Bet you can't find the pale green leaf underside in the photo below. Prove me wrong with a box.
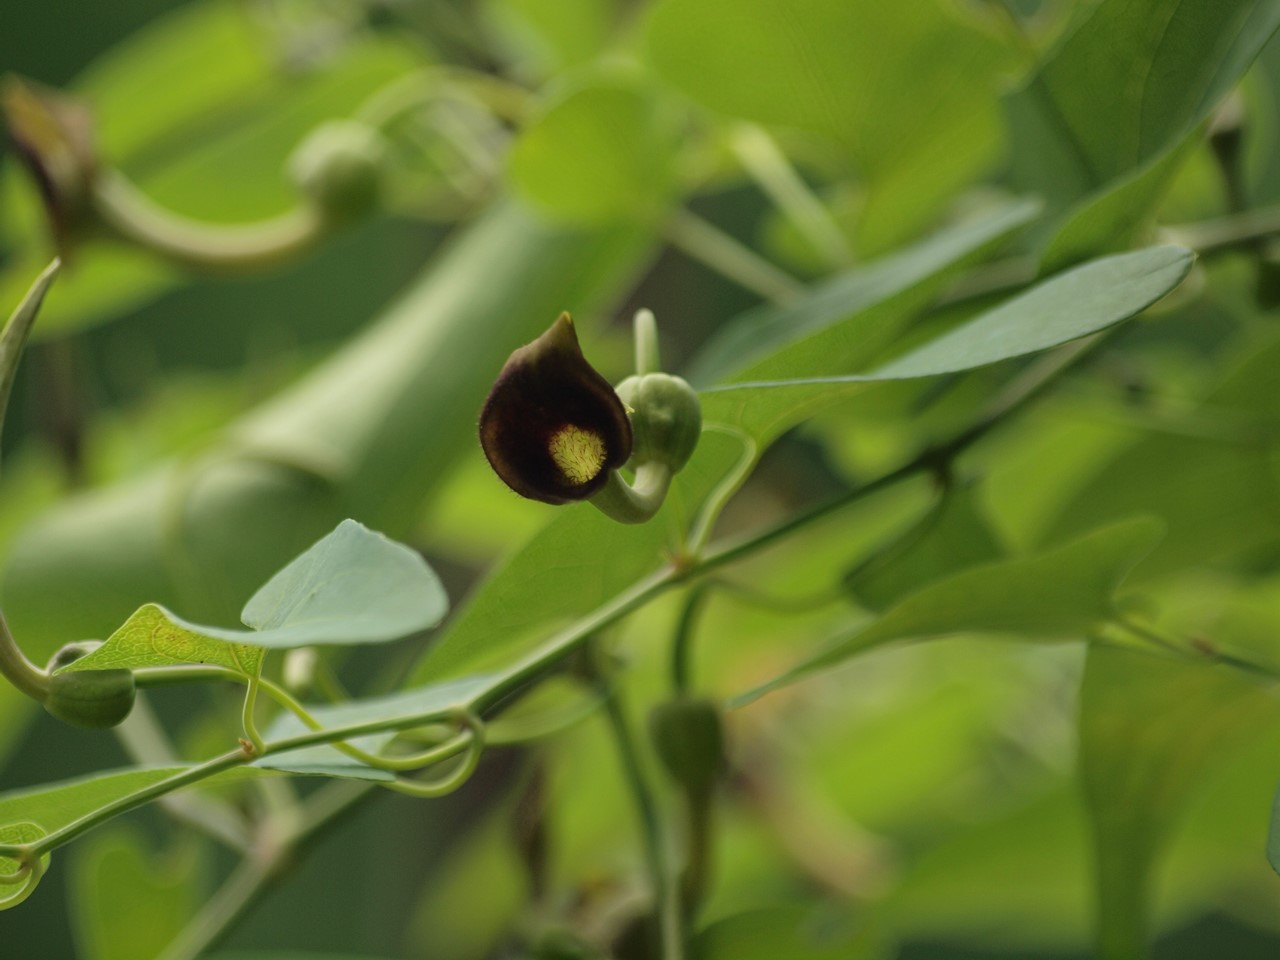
[64,521,448,675]
[235,519,448,646]
[737,517,1165,705]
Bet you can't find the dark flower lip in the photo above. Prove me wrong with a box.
[479,312,633,505]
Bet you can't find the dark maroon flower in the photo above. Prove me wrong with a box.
[480,313,632,504]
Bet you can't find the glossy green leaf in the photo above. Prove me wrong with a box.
[690,199,1041,388]
[1007,0,1280,266]
[644,0,1016,250]
[845,481,1005,613]
[62,603,265,676]
[255,674,495,778]
[508,71,678,223]
[70,829,201,960]
[1039,133,1201,273]
[1080,645,1279,959]
[740,518,1164,703]
[701,245,1195,441]
[1008,0,1280,200]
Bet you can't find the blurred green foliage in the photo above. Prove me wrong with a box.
[2,1,1280,959]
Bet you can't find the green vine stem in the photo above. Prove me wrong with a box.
[671,584,713,696]
[114,692,252,851]
[590,462,673,524]
[384,712,485,797]
[683,424,757,557]
[664,208,805,306]
[92,170,328,272]
[0,697,481,865]
[138,664,473,774]
[730,124,853,269]
[0,260,61,705]
[240,673,268,756]
[634,307,661,377]
[599,671,684,960]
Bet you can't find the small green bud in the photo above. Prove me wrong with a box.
[44,642,135,729]
[480,313,633,504]
[615,372,701,473]
[288,119,388,223]
[648,696,725,798]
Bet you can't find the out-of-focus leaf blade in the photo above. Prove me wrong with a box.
[1008,0,1280,201]
[644,0,1017,250]
[70,829,200,960]
[0,0,425,336]
[1080,645,1279,959]
[508,71,678,224]
[1007,0,1280,266]
[0,767,252,836]
[1047,337,1280,578]
[845,481,1005,613]
[740,518,1164,703]
[692,906,879,959]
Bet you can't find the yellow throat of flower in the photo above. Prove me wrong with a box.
[548,424,607,485]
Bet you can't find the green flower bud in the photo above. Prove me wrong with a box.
[288,119,388,223]
[615,372,702,473]
[648,696,725,799]
[1,77,98,255]
[44,642,135,729]
[480,313,633,504]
